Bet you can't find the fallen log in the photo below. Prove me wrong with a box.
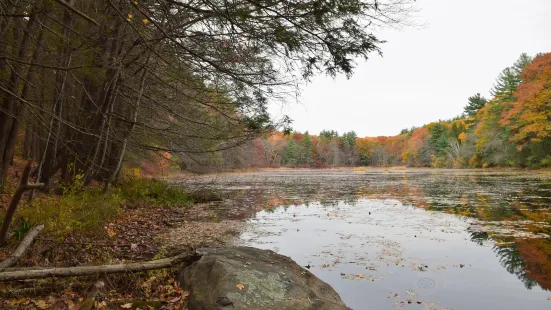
[0,250,202,281]
[0,225,44,270]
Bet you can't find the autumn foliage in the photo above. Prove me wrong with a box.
[217,52,551,169]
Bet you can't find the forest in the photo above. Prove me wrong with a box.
[217,52,551,169]
[0,0,415,189]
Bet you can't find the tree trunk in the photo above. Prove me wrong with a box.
[104,56,149,193]
[0,161,44,245]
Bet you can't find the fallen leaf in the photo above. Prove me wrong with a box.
[170,297,181,303]
[34,300,49,309]
[120,303,133,309]
[183,291,190,300]
[236,283,245,290]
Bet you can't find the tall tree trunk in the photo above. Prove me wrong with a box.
[104,56,149,193]
[0,4,42,187]
[37,1,73,186]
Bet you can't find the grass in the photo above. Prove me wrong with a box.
[12,177,192,239]
[18,186,124,238]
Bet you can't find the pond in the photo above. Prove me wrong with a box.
[179,168,551,309]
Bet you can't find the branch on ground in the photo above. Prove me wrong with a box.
[0,250,202,281]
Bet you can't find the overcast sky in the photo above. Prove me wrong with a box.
[268,0,551,137]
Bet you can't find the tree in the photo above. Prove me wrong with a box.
[0,0,415,188]
[301,132,314,165]
[284,138,298,167]
[513,53,533,76]
[491,53,533,103]
[464,93,488,116]
[501,53,551,166]
[319,130,339,140]
[491,67,521,102]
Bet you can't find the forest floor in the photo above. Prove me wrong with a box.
[0,162,243,310]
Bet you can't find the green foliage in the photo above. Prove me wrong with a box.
[428,123,449,157]
[118,178,193,207]
[18,187,123,237]
[301,132,314,165]
[340,131,357,149]
[284,138,298,167]
[431,156,449,168]
[540,156,551,168]
[464,93,488,116]
[491,54,532,103]
[13,219,31,240]
[13,177,191,239]
[319,130,338,140]
[492,67,521,102]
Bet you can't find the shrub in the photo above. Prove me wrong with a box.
[539,156,551,168]
[118,177,192,207]
[18,188,123,238]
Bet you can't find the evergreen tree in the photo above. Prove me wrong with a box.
[464,93,488,116]
[285,139,298,167]
[320,130,338,140]
[513,53,533,76]
[301,132,313,165]
[491,67,521,102]
[491,53,533,103]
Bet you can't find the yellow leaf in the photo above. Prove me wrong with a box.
[107,228,117,238]
[142,19,149,24]
[120,303,133,309]
[34,300,49,309]
[127,14,133,21]
[236,283,245,290]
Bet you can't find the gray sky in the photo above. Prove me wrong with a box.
[268,0,551,137]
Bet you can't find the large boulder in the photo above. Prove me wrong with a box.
[178,247,350,310]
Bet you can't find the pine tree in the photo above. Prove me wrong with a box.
[285,139,298,167]
[301,132,313,164]
[513,53,533,76]
[491,67,521,102]
[464,93,488,116]
[491,53,533,102]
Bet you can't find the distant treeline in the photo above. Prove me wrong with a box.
[209,52,551,169]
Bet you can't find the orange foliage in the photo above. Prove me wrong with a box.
[501,53,551,148]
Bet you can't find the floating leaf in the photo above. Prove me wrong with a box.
[236,283,245,290]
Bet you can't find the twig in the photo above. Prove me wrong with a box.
[52,0,99,26]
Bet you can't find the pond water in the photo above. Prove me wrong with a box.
[179,168,551,310]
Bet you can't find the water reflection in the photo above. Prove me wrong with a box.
[178,169,551,305]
